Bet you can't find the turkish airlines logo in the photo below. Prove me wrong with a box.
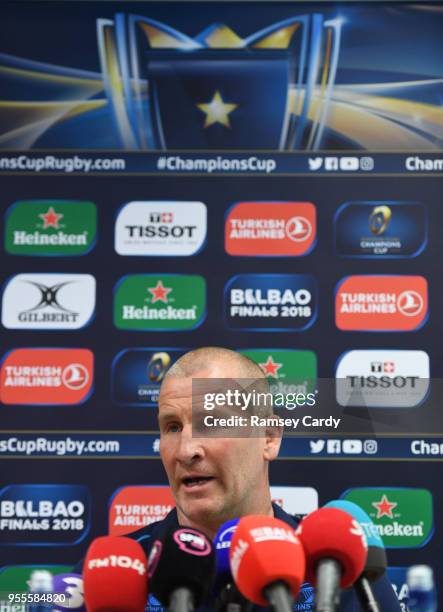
[225,202,316,256]
[1,274,96,329]
[108,486,175,536]
[115,201,207,256]
[335,276,428,331]
[0,348,94,405]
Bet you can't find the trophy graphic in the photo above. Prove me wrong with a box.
[97,13,343,150]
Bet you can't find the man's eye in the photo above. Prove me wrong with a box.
[165,423,181,433]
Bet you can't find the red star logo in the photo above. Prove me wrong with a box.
[38,206,63,229]
[372,494,398,519]
[259,355,283,379]
[148,280,172,304]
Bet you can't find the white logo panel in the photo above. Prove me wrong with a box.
[1,273,96,329]
[270,486,318,516]
[336,350,429,408]
[115,201,207,256]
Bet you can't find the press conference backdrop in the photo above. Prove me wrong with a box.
[0,1,442,609]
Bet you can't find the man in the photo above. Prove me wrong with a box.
[78,347,401,610]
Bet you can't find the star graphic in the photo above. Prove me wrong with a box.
[148,280,173,304]
[39,206,63,229]
[197,90,238,128]
[259,355,283,379]
[372,494,398,519]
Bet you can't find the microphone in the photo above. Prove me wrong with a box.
[147,525,215,611]
[229,515,306,612]
[325,500,386,612]
[296,507,367,612]
[213,518,250,611]
[51,573,85,611]
[83,535,148,612]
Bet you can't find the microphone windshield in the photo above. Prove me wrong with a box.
[83,535,148,612]
[214,518,239,582]
[52,573,85,611]
[147,525,215,607]
[296,507,367,588]
[229,515,306,606]
[325,499,387,581]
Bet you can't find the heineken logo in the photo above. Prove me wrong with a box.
[259,355,283,379]
[341,488,433,548]
[114,275,206,330]
[239,349,317,396]
[5,200,97,256]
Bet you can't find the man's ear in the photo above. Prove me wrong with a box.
[263,424,283,461]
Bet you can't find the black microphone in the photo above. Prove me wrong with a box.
[147,525,215,611]
[213,518,252,611]
[325,501,386,612]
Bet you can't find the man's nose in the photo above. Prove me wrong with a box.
[176,425,204,464]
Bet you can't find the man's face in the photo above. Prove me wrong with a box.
[158,367,276,531]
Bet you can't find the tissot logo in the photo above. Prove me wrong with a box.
[0,348,94,405]
[4,200,97,256]
[335,275,428,331]
[225,202,316,256]
[225,274,317,330]
[115,201,207,256]
[1,274,96,329]
[336,350,430,408]
[334,201,427,258]
[0,484,90,546]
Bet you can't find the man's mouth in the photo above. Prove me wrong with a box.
[182,476,214,488]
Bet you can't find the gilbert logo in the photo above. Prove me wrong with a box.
[4,200,96,256]
[1,274,96,329]
[335,276,428,331]
[115,201,207,256]
[0,348,94,405]
[225,202,316,256]
[336,350,430,408]
[109,486,175,536]
[341,488,433,548]
[114,275,206,330]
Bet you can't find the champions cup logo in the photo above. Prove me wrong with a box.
[335,276,428,331]
[334,201,427,258]
[225,202,316,256]
[0,348,94,405]
[111,348,187,406]
[96,14,342,149]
